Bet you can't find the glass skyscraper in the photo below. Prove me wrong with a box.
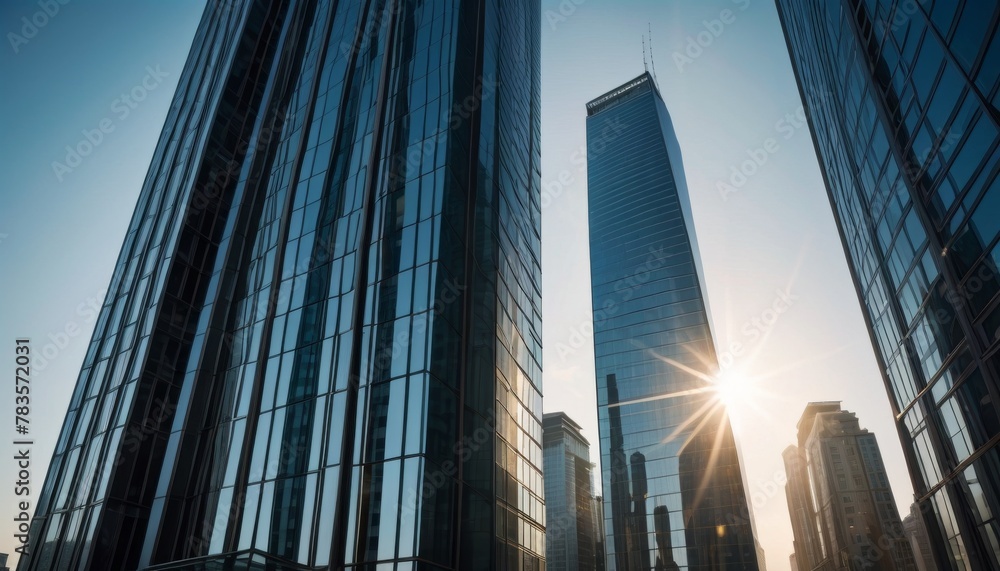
[586,72,760,570]
[775,1,1000,569]
[543,412,597,571]
[19,0,543,569]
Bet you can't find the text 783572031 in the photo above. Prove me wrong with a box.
[13,338,33,556]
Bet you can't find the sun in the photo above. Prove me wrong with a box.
[711,368,755,411]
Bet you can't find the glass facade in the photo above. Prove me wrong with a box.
[586,73,760,571]
[543,412,597,571]
[19,0,543,569]
[774,1,1000,569]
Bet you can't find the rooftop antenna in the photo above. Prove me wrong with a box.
[642,34,648,72]
[648,23,659,84]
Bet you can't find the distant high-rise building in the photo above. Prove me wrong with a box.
[783,404,841,571]
[544,412,598,571]
[783,403,915,570]
[755,539,768,570]
[19,1,543,570]
[1,553,11,571]
[903,503,937,571]
[593,495,607,571]
[586,71,760,570]
[790,553,798,571]
[775,1,1000,568]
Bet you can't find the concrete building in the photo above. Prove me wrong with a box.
[783,403,915,570]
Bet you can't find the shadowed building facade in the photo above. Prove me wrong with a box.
[775,1,1000,568]
[586,72,760,571]
[19,0,543,569]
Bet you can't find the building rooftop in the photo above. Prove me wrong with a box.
[543,411,590,446]
[585,71,661,116]
[796,401,842,447]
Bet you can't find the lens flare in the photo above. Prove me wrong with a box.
[712,368,753,410]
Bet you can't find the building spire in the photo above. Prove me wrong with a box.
[648,23,658,84]
[642,34,648,72]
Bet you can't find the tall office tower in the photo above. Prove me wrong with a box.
[586,71,760,570]
[783,404,840,571]
[790,553,798,571]
[903,504,937,571]
[774,1,1000,568]
[783,403,915,571]
[20,0,543,570]
[543,412,598,571]
[594,495,608,571]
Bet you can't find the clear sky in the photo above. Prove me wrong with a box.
[0,2,914,570]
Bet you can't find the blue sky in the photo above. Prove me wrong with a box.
[0,2,913,569]
[0,1,205,565]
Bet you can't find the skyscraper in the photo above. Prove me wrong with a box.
[903,503,937,571]
[783,404,840,571]
[19,0,543,569]
[543,412,598,571]
[593,494,608,571]
[774,1,1000,568]
[782,403,915,571]
[586,71,760,570]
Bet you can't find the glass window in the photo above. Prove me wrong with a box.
[977,29,1000,95]
[927,63,964,135]
[913,36,945,106]
[951,3,995,72]
[951,115,998,194]
[930,0,960,37]
[957,370,1000,444]
[970,178,1000,247]
[939,395,974,462]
